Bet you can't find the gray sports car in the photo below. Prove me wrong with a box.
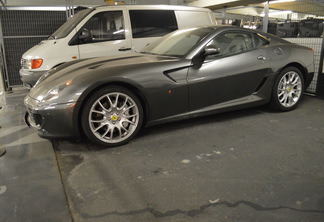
[24,26,314,147]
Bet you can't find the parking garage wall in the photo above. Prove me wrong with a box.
[284,38,322,94]
[0,10,66,88]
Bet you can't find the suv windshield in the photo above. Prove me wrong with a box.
[141,27,213,57]
[49,8,94,40]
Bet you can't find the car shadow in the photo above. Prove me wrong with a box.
[137,106,269,141]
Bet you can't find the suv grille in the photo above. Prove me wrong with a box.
[21,58,26,68]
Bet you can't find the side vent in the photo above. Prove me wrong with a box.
[253,77,268,93]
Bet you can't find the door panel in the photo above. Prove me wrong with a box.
[188,49,270,111]
[78,40,132,59]
[77,10,132,59]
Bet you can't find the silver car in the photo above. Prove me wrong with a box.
[24,26,315,147]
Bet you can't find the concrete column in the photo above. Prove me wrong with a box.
[65,0,74,19]
[222,7,227,25]
[0,63,4,92]
[262,1,269,33]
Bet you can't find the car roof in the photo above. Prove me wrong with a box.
[93,5,213,12]
[187,25,256,34]
[197,25,286,41]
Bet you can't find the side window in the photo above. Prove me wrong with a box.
[81,11,125,43]
[208,31,255,57]
[253,33,270,47]
[130,10,178,38]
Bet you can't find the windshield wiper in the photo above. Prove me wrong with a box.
[140,51,158,55]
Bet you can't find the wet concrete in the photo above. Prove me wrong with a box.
[53,95,324,222]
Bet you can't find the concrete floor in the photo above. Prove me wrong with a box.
[0,89,324,222]
[0,89,70,222]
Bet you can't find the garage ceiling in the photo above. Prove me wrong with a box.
[187,0,266,10]
[267,0,324,16]
[188,0,324,17]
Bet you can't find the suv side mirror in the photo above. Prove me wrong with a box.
[204,45,220,56]
[79,28,92,43]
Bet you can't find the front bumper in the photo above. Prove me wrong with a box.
[20,68,47,89]
[24,95,79,139]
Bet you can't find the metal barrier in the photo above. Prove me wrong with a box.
[0,9,66,89]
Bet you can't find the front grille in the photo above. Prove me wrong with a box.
[21,58,26,68]
[27,108,42,127]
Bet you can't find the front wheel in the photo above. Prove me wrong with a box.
[81,86,143,147]
[270,67,304,111]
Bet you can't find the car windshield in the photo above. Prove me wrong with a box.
[141,27,214,57]
[49,8,94,40]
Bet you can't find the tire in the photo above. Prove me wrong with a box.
[270,67,304,111]
[81,86,143,147]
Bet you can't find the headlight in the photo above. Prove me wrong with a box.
[34,71,49,87]
[34,68,56,87]
[22,58,43,69]
[36,80,72,102]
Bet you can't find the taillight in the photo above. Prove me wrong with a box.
[31,59,43,69]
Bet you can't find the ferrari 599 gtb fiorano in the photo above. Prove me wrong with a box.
[24,26,314,147]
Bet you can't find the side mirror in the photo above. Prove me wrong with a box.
[192,45,221,66]
[204,45,220,56]
[79,28,92,43]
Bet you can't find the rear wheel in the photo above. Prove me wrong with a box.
[270,67,304,111]
[81,86,143,147]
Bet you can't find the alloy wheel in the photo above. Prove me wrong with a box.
[88,92,140,144]
[277,71,302,108]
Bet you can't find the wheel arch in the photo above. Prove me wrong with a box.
[73,81,149,137]
[269,63,305,111]
[277,62,307,85]
[52,62,65,69]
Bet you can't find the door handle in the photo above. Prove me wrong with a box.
[119,47,132,51]
[257,55,266,60]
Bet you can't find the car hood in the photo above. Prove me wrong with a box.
[22,40,56,59]
[29,53,191,102]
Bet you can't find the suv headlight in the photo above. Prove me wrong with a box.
[21,58,43,69]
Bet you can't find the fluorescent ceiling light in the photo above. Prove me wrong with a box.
[7,6,70,11]
[261,10,292,16]
[263,0,296,4]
